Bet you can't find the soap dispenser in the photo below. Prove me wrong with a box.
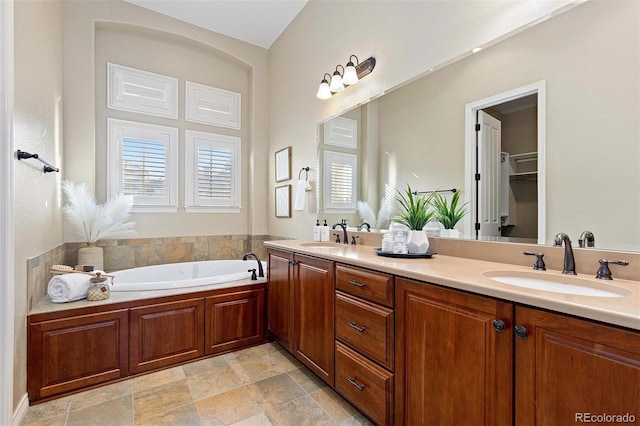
[321,219,331,242]
[313,220,321,242]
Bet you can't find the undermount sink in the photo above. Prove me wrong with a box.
[483,271,633,298]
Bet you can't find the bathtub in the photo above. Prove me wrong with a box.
[110,259,267,292]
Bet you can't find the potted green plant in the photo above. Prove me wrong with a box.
[394,184,435,253]
[432,190,468,238]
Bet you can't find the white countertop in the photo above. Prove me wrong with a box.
[265,240,640,331]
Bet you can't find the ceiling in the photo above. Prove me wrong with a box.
[123,0,309,49]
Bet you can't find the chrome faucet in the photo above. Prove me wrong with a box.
[578,231,595,248]
[553,233,577,275]
[242,252,264,278]
[332,223,349,244]
[357,222,371,232]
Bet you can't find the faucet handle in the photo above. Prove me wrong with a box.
[248,269,257,280]
[334,233,341,244]
[351,235,359,245]
[523,251,546,271]
[596,259,629,280]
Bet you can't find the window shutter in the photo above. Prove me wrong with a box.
[107,118,178,212]
[323,150,358,212]
[185,130,241,212]
[122,138,167,197]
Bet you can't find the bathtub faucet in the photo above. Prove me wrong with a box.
[242,252,264,278]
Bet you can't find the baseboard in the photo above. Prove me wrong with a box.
[12,393,28,426]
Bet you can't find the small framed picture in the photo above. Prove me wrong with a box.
[275,185,291,218]
[275,146,292,182]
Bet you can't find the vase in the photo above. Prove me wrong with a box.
[407,230,430,254]
[440,229,461,238]
[78,242,104,270]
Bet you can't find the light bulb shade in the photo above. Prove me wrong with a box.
[316,80,332,99]
[343,63,359,85]
[329,72,344,92]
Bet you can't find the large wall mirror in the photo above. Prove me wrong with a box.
[317,0,640,253]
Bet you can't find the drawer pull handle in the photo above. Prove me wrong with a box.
[348,279,366,288]
[347,377,365,391]
[347,322,366,333]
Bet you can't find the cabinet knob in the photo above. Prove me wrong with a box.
[492,319,507,333]
[347,377,365,391]
[288,260,297,266]
[514,325,529,340]
[347,322,366,333]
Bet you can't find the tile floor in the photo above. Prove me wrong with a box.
[20,342,373,426]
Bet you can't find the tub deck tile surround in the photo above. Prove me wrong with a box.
[20,342,371,426]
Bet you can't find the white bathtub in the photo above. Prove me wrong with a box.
[110,259,266,292]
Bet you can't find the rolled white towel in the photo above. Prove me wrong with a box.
[47,273,91,303]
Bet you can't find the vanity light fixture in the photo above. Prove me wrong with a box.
[329,65,345,92]
[316,73,333,100]
[316,55,376,99]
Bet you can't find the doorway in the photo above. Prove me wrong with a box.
[463,81,546,244]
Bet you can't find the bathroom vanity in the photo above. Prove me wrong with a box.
[264,240,640,426]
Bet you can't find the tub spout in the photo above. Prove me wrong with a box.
[242,253,264,278]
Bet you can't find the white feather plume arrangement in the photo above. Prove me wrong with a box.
[357,199,392,229]
[62,180,136,243]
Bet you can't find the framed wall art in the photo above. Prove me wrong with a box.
[275,146,292,182]
[275,184,291,218]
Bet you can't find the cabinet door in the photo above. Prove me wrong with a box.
[27,309,129,402]
[130,298,204,374]
[205,287,267,355]
[267,249,294,351]
[294,254,335,386]
[515,306,640,425]
[395,278,513,426]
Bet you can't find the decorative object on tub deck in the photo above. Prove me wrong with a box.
[432,189,468,238]
[16,149,60,173]
[47,273,92,303]
[87,272,110,301]
[62,180,136,270]
[394,184,435,254]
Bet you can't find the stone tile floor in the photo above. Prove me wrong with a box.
[20,342,373,426]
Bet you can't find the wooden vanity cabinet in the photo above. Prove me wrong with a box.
[267,249,335,385]
[293,254,335,386]
[27,309,129,401]
[515,306,640,425]
[205,287,266,355]
[129,298,205,374]
[267,249,295,351]
[395,277,514,426]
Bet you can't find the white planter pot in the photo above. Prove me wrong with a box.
[440,229,460,238]
[78,243,104,270]
[407,230,430,254]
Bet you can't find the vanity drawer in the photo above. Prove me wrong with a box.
[336,341,394,426]
[335,291,394,370]
[336,264,394,307]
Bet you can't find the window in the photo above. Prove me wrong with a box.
[184,130,241,213]
[323,150,357,213]
[107,118,178,212]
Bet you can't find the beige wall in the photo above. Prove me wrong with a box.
[94,24,252,237]
[63,0,269,240]
[268,0,575,240]
[13,0,64,409]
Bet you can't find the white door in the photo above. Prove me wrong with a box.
[477,111,501,237]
